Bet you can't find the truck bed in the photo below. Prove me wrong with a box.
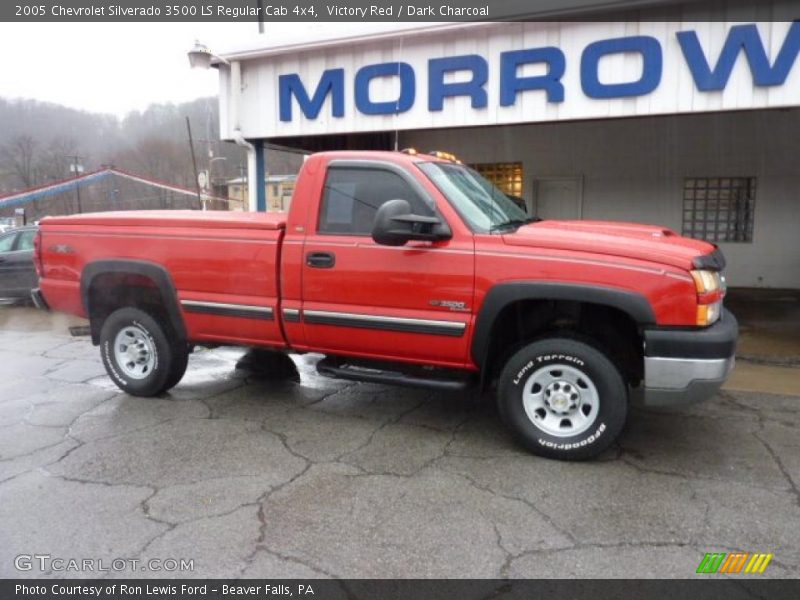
[45,210,287,231]
[39,210,288,348]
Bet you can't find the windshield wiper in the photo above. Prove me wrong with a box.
[488,217,540,233]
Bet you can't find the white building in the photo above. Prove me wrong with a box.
[214,2,800,288]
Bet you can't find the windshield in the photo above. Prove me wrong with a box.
[418,162,530,233]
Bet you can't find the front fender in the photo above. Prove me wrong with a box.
[471,281,656,369]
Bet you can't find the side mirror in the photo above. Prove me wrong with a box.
[371,199,452,246]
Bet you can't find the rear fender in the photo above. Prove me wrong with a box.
[81,259,186,344]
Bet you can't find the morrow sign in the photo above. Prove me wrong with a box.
[222,21,800,138]
[279,23,800,120]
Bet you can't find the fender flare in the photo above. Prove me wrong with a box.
[81,259,186,343]
[471,281,656,369]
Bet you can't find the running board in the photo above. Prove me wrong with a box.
[316,359,470,391]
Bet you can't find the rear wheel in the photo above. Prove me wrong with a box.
[497,338,627,460]
[99,307,187,396]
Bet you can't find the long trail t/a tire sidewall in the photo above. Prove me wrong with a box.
[100,308,175,397]
[498,338,628,460]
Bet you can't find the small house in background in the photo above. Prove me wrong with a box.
[226,175,297,213]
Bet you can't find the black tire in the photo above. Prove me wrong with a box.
[163,344,190,391]
[497,338,627,460]
[99,307,185,397]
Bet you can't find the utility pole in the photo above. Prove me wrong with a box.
[186,116,204,210]
[67,154,84,213]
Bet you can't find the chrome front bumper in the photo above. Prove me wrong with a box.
[641,309,738,406]
[643,356,735,406]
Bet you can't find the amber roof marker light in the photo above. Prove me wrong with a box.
[428,150,462,163]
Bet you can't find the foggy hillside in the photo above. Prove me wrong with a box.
[0,96,246,195]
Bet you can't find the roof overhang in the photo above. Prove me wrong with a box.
[214,0,693,63]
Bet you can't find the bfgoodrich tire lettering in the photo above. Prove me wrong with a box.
[497,338,628,460]
[100,307,182,397]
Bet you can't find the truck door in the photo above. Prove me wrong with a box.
[300,161,474,368]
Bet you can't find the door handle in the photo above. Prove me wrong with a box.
[306,251,335,269]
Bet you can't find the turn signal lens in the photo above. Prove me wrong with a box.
[697,301,722,326]
[691,270,723,325]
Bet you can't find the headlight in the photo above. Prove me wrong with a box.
[690,270,722,294]
[690,270,723,326]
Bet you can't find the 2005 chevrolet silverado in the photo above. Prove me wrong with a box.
[32,150,737,460]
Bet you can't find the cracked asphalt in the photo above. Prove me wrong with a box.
[1,305,799,579]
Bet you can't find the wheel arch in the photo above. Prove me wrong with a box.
[472,281,656,386]
[81,259,186,345]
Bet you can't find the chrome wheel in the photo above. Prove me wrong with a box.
[113,325,156,380]
[521,364,599,437]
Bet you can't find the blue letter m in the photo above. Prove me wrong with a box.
[677,22,800,91]
[279,69,345,122]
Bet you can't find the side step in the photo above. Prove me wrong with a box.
[316,358,470,391]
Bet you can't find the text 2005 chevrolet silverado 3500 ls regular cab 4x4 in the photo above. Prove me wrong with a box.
[32,150,737,460]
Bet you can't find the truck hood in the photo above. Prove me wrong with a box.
[503,220,715,270]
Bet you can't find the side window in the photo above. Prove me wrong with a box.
[319,167,432,235]
[16,230,36,251]
[0,233,17,253]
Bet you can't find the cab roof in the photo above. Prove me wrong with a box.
[311,150,456,165]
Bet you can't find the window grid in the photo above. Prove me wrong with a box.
[682,177,755,243]
[471,162,523,197]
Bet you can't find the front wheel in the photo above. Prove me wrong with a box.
[497,338,628,460]
[99,307,187,397]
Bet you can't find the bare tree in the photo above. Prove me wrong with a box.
[39,136,82,182]
[113,136,194,188]
[1,134,38,187]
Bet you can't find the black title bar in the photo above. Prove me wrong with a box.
[4,579,800,600]
[3,0,797,22]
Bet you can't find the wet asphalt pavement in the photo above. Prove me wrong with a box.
[0,305,799,579]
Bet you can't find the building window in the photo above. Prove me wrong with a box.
[471,162,523,198]
[682,177,755,243]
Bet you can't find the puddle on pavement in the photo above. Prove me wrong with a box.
[85,345,339,392]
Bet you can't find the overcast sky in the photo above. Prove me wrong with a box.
[0,21,443,119]
[0,22,261,117]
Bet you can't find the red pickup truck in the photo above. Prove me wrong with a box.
[32,150,737,460]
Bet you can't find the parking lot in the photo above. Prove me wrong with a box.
[1,303,798,579]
